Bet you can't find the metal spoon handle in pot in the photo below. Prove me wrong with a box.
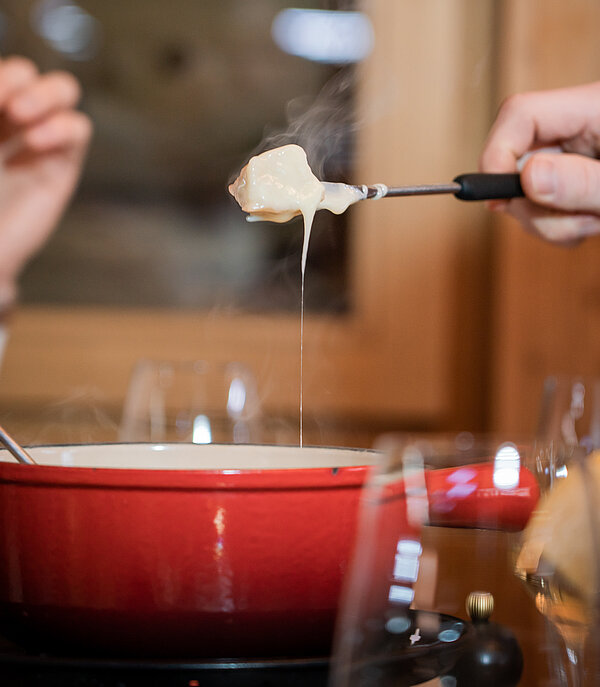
[0,423,36,464]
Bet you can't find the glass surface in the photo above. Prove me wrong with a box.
[0,0,357,311]
[525,376,600,686]
[119,359,263,443]
[331,433,539,687]
[331,426,600,686]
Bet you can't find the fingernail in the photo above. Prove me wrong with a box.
[530,158,557,199]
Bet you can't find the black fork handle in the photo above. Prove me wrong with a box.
[453,173,524,201]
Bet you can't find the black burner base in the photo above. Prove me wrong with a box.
[0,608,471,686]
[0,652,329,687]
[0,634,328,687]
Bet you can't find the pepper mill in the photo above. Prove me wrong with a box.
[451,591,523,687]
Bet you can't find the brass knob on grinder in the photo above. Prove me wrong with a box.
[466,590,494,622]
[452,591,523,687]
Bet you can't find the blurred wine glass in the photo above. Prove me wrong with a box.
[537,375,600,452]
[514,375,600,686]
[119,359,263,444]
[330,433,536,687]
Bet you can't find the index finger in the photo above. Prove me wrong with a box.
[479,81,600,172]
[0,56,39,109]
[7,70,82,124]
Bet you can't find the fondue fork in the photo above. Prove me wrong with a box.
[0,421,36,464]
[360,172,523,201]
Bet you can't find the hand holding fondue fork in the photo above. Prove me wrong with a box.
[480,80,600,243]
[232,81,600,246]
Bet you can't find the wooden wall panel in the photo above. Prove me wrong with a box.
[352,0,496,429]
[490,0,600,433]
[0,0,499,436]
[6,1,600,441]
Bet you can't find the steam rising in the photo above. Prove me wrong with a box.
[240,66,359,183]
[25,387,119,445]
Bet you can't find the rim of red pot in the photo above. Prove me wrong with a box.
[0,442,376,490]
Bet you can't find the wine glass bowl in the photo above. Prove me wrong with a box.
[119,359,262,443]
[537,375,600,452]
[330,433,538,687]
[513,450,597,681]
[516,375,600,686]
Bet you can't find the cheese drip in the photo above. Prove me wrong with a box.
[229,144,364,447]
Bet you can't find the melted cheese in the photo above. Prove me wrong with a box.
[320,181,366,215]
[229,145,323,225]
[228,144,365,270]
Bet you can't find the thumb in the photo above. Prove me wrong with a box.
[521,153,600,213]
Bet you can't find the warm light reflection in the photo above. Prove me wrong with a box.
[213,507,225,560]
[193,414,212,444]
[445,467,477,499]
[227,377,247,417]
[271,9,373,64]
[389,538,421,605]
[556,465,568,479]
[388,584,414,605]
[403,446,428,527]
[493,443,520,490]
[213,507,225,536]
[393,553,419,582]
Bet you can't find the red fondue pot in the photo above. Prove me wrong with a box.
[0,443,538,658]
